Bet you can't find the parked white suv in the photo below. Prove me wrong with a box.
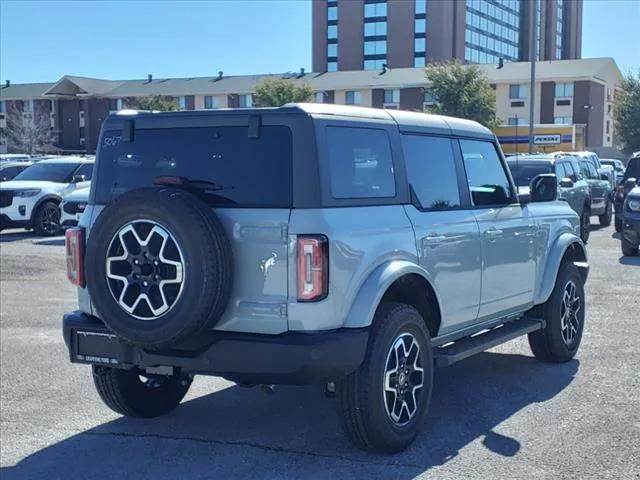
[0,157,93,236]
[60,186,90,229]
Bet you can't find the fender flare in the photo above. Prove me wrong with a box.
[534,233,588,304]
[30,194,62,223]
[343,260,442,329]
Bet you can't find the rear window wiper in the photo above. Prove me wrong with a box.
[153,176,234,192]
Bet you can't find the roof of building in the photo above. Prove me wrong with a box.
[0,58,623,100]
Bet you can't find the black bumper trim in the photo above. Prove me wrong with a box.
[63,311,369,385]
[0,214,30,230]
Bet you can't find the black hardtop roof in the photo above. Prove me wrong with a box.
[102,103,494,139]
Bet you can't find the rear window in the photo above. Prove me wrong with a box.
[507,162,553,187]
[326,126,396,199]
[94,126,292,207]
[624,159,640,182]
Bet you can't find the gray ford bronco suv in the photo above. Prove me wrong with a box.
[63,104,588,453]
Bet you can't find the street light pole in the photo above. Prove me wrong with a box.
[528,5,537,154]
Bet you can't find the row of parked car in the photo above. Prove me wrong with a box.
[506,150,640,256]
[0,155,92,236]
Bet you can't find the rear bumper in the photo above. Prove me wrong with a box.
[62,311,369,385]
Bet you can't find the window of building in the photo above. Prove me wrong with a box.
[509,84,528,99]
[204,96,219,109]
[345,91,362,105]
[364,59,385,70]
[555,82,573,98]
[328,25,338,40]
[554,116,572,125]
[606,120,610,134]
[464,0,520,64]
[117,99,123,110]
[328,61,338,72]
[364,1,387,18]
[328,43,338,57]
[414,57,426,68]
[460,139,513,206]
[239,94,253,108]
[315,92,325,104]
[384,89,400,104]
[415,0,426,15]
[23,100,34,112]
[414,38,426,53]
[327,6,338,21]
[401,135,460,209]
[326,126,396,199]
[364,21,387,37]
[364,40,386,55]
[415,18,426,34]
[556,0,564,59]
[0,101,5,113]
[507,117,527,126]
[178,96,186,110]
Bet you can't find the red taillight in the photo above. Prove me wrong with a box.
[297,235,328,302]
[65,227,85,287]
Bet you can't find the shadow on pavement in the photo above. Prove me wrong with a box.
[619,255,640,266]
[32,237,65,247]
[1,352,578,479]
[0,230,33,243]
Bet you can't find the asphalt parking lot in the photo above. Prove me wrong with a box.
[0,224,639,480]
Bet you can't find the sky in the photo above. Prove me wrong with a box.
[0,0,638,84]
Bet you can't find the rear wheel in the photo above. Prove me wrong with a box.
[337,302,433,453]
[580,206,590,243]
[33,201,61,236]
[621,236,639,256]
[599,199,612,227]
[528,263,585,363]
[92,366,192,417]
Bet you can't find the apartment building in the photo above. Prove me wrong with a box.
[0,58,621,154]
[312,0,583,72]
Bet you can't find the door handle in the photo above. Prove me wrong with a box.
[424,233,446,247]
[485,228,503,242]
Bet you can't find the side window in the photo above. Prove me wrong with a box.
[401,135,460,209]
[0,167,17,181]
[460,140,513,206]
[578,162,591,179]
[326,126,395,199]
[555,162,568,180]
[76,163,94,181]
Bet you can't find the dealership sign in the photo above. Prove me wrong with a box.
[533,134,562,145]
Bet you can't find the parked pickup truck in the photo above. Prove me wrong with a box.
[62,105,588,453]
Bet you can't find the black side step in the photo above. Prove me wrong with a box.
[434,317,545,367]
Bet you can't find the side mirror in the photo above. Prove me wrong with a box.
[530,174,558,203]
[559,177,574,188]
[600,173,609,181]
[625,177,638,191]
[72,174,86,183]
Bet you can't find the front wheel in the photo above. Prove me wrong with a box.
[337,302,434,453]
[33,201,61,236]
[580,206,590,244]
[528,263,585,363]
[599,200,612,227]
[92,366,192,417]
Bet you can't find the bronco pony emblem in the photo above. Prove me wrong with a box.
[259,252,278,277]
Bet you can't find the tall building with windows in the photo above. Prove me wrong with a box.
[312,0,582,72]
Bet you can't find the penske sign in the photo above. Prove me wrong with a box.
[533,134,562,145]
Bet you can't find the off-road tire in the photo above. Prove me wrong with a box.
[615,216,623,233]
[337,302,433,453]
[92,366,192,417]
[86,187,233,349]
[528,263,585,363]
[580,206,590,244]
[599,199,612,227]
[33,201,61,237]
[621,236,639,256]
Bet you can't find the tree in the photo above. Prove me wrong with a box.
[0,104,54,154]
[614,71,640,154]
[254,78,314,107]
[125,94,177,111]
[424,61,499,129]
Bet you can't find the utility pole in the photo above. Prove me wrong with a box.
[528,4,537,154]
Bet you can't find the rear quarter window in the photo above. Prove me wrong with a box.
[326,126,396,199]
[94,126,292,207]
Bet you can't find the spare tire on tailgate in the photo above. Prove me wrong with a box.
[86,187,233,349]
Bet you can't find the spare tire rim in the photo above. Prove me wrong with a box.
[560,280,581,346]
[383,332,424,427]
[106,220,185,320]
